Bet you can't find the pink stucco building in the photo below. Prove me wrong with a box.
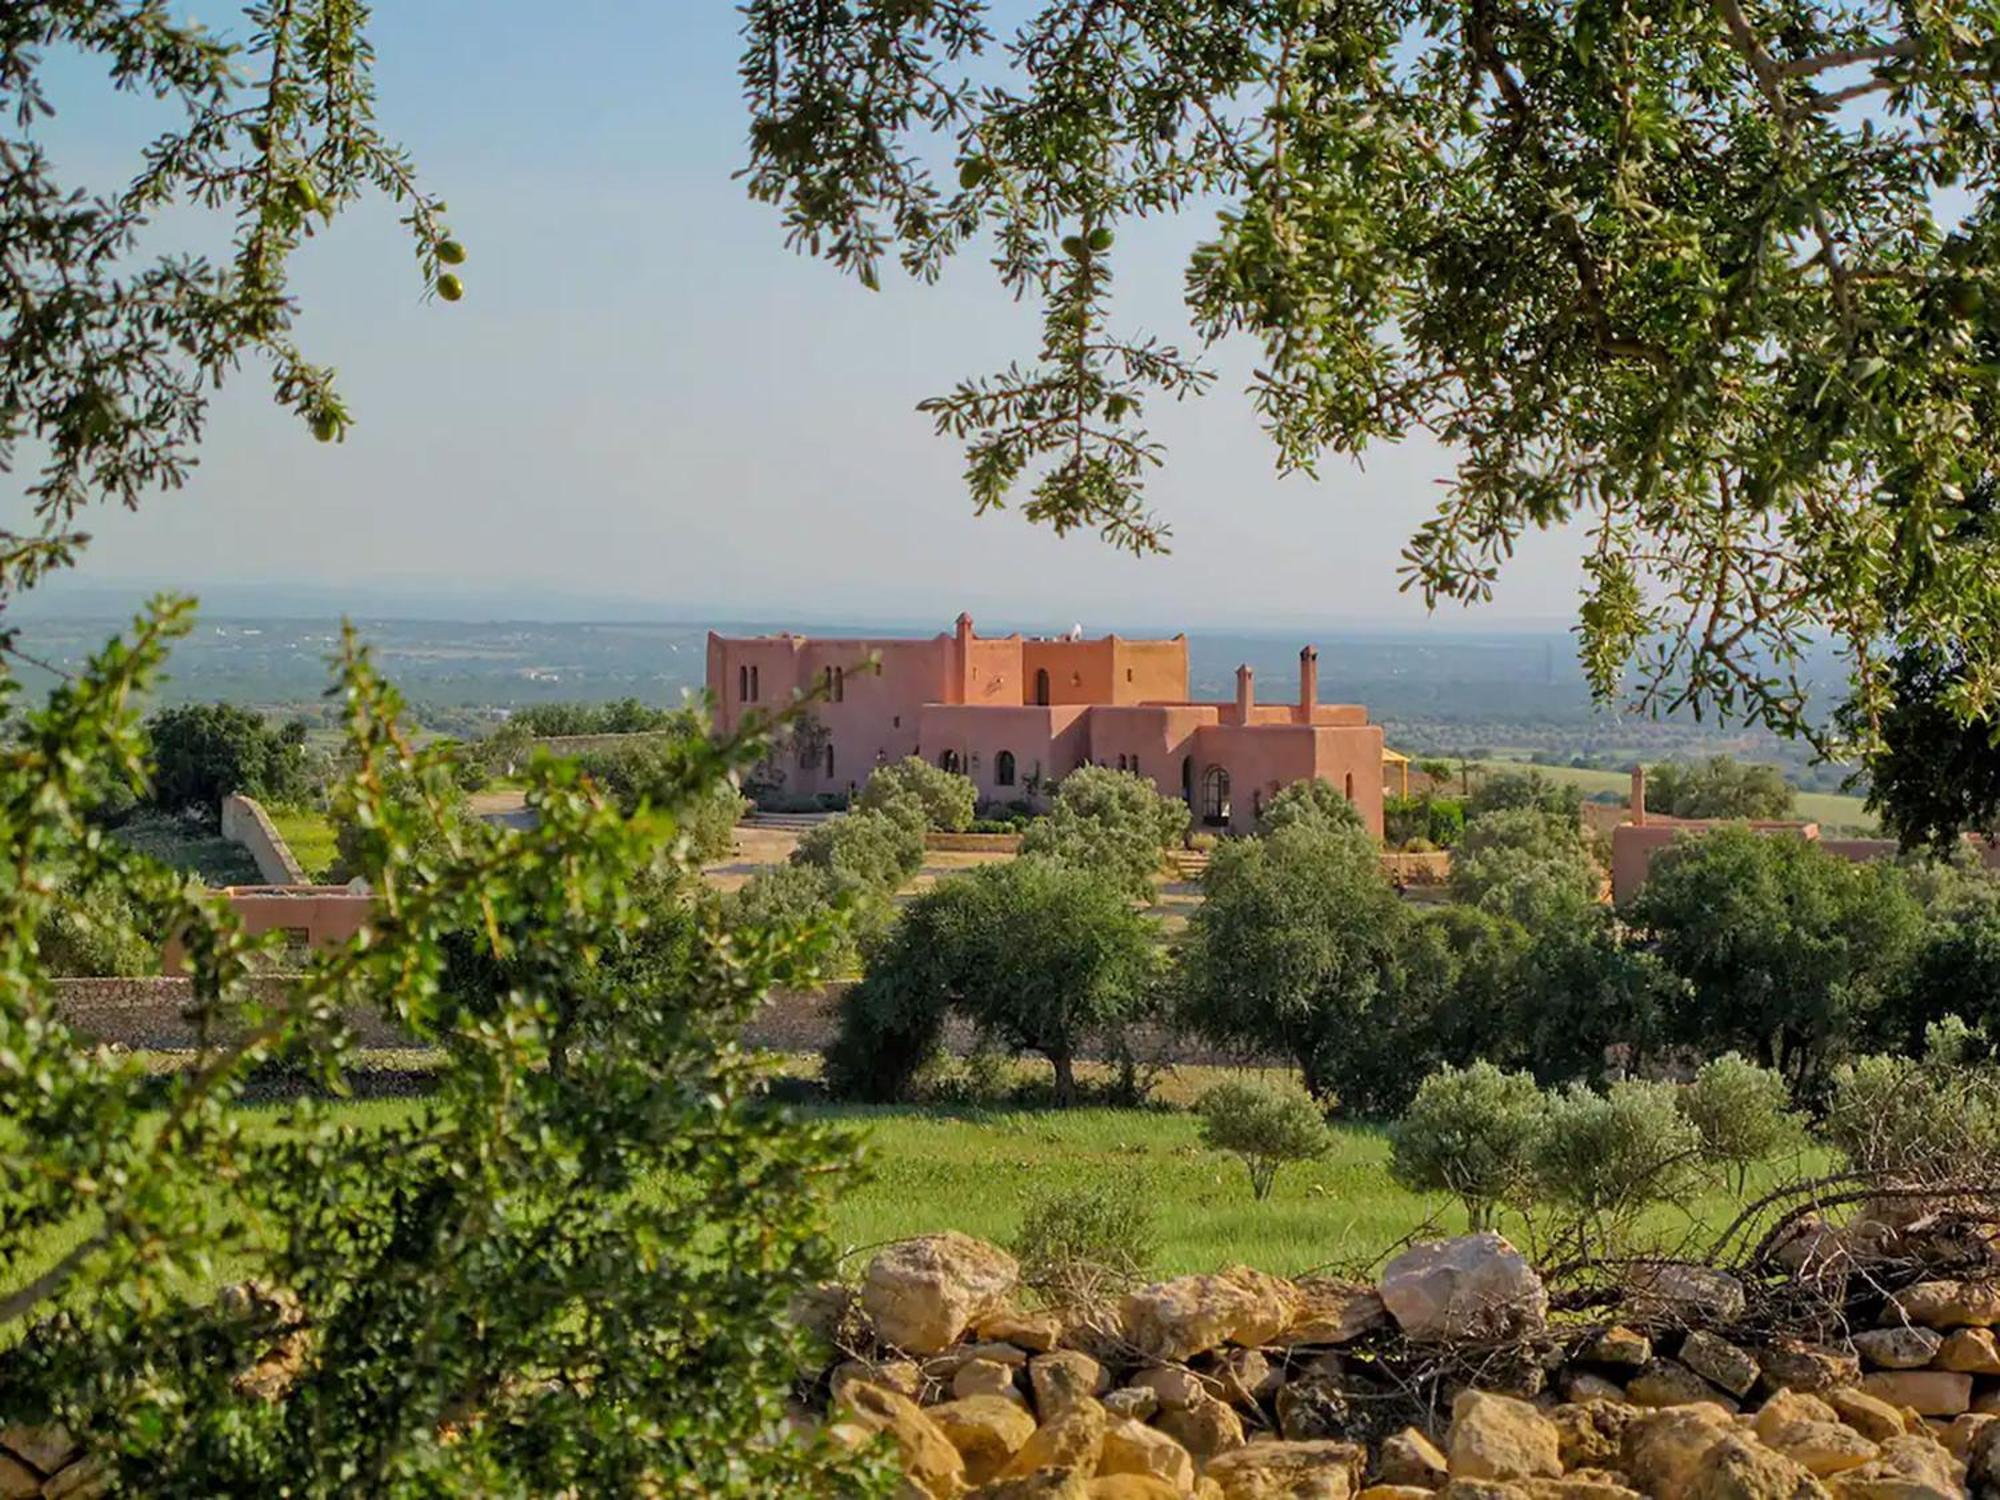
[707,614,1386,837]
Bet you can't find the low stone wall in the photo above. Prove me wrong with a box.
[527,730,678,759]
[219,794,306,885]
[51,977,411,1049]
[927,831,1025,854]
[1382,852,1451,886]
[810,1208,2000,1498]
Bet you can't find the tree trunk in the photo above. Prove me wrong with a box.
[1051,1050,1076,1107]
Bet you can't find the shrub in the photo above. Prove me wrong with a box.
[1680,1053,1801,1193]
[1257,778,1366,837]
[1466,767,1584,819]
[1019,765,1189,900]
[791,805,925,893]
[1449,807,1602,926]
[855,756,975,832]
[572,737,748,862]
[1012,1182,1158,1308]
[722,861,886,980]
[1646,756,1796,820]
[145,702,310,823]
[1823,1046,2000,1185]
[1389,1062,1547,1230]
[1534,1080,1703,1255]
[1384,794,1464,849]
[1194,1080,1333,1200]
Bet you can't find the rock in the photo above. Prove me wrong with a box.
[1222,1265,1306,1346]
[1151,1392,1246,1464]
[790,1280,856,1346]
[1551,1401,1636,1472]
[980,1310,1063,1352]
[39,1459,106,1500]
[0,1456,34,1500]
[1754,1391,1879,1478]
[1624,1263,1748,1325]
[1206,1348,1278,1410]
[957,1357,1028,1404]
[1684,1432,1826,1500]
[839,1381,968,1499]
[1131,1366,1208,1411]
[1447,1390,1562,1482]
[1936,1327,2000,1375]
[1000,1397,1107,1480]
[1891,1279,2000,1330]
[1979,1388,2000,1417]
[1827,1434,1962,1500]
[1622,1403,1736,1494]
[1682,1332,1762,1397]
[1852,1327,1944,1371]
[1628,1358,1738,1412]
[1099,1418,1197,1493]
[832,1358,923,1403]
[1121,1272,1293,1363]
[0,1425,76,1476]
[863,1233,1021,1355]
[1515,1474,1645,1500]
[930,1396,1041,1485]
[1858,1371,1972,1417]
[1089,1477,1185,1500]
[1941,1411,1994,1461]
[1759,1341,1862,1395]
[1827,1390,1908,1445]
[1030,1351,1107,1417]
[1104,1387,1160,1422]
[1276,1374,1363,1443]
[1377,1427,1449,1488]
[1380,1234,1548,1342]
[1565,1374,1627,1405]
[1968,1418,2000,1495]
[1361,1489,1440,1500]
[972,1471,1091,1499]
[1586,1327,1652,1370]
[1285,1281,1391,1345]
[1204,1440,1366,1500]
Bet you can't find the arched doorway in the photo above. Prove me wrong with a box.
[1034,668,1050,706]
[1181,755,1194,806]
[939,748,962,774]
[995,750,1017,787]
[1200,765,1231,827]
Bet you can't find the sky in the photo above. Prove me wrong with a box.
[13,2,1592,631]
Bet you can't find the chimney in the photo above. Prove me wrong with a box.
[1298,645,1319,719]
[1235,664,1255,722]
[1630,764,1647,826]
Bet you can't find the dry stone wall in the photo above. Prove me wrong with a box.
[218,794,306,885]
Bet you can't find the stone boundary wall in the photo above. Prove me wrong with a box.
[51,977,410,1049]
[220,794,306,886]
[1382,851,1451,885]
[926,831,1025,854]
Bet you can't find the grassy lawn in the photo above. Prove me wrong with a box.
[265,806,340,881]
[111,813,263,886]
[1465,760,1874,832]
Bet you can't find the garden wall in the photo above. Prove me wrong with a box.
[926,831,1025,854]
[51,977,410,1048]
[219,794,307,885]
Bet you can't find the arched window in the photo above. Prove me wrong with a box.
[1181,755,1194,805]
[826,744,836,780]
[1117,753,1128,772]
[939,748,962,774]
[834,666,845,703]
[1201,765,1231,826]
[1344,772,1354,800]
[1034,668,1050,706]
[996,750,1016,787]
[750,665,760,701]
[1252,788,1264,821]
[1130,755,1140,778]
[738,665,748,702]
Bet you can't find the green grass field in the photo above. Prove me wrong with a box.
[110,813,263,886]
[265,806,340,881]
[1466,760,1875,832]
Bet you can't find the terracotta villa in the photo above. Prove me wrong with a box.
[707,615,1389,836]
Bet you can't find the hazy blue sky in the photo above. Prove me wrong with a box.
[19,2,1589,630]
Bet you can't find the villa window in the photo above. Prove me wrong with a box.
[1201,765,1231,826]
[996,751,1017,787]
[1344,772,1354,800]
[1034,668,1050,706]
[750,665,760,701]
[834,666,845,703]
[738,665,748,702]
[1130,755,1139,778]
[939,748,962,774]
[1116,753,1128,772]
[826,744,836,779]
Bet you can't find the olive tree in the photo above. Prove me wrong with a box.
[1020,763,1189,899]
[1194,1079,1334,1200]
[855,755,976,832]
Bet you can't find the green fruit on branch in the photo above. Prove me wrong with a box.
[311,413,339,443]
[1060,234,1085,258]
[1087,227,1113,252]
[436,273,464,302]
[436,239,467,265]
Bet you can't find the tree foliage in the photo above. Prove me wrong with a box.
[1448,807,1603,926]
[739,0,2000,765]
[1257,777,1367,838]
[1194,1079,1333,1200]
[145,703,309,823]
[1019,763,1188,899]
[1389,1062,1547,1231]
[1645,757,1797,821]
[855,755,976,832]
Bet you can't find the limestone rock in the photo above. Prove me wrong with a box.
[1682,1331,1762,1397]
[1684,1432,1827,1500]
[1089,1477,1186,1500]
[1207,1348,1278,1410]
[1565,1374,1627,1405]
[1276,1374,1363,1443]
[1099,1417,1197,1493]
[1360,1488,1440,1500]
[0,1425,77,1476]
[1000,1397,1107,1480]
[1624,1263,1747,1325]
[1891,1279,2000,1331]
[1936,1327,2000,1375]
[1221,1265,1305,1347]
[832,1358,923,1403]
[1754,1391,1879,1479]
[1131,1366,1207,1411]
[1204,1440,1366,1500]
[1104,1387,1160,1422]
[1628,1358,1738,1411]
[1585,1327,1652,1370]
[1852,1327,1944,1371]
[0,1455,34,1500]
[1621,1402,1737,1494]
[957,1357,1028,1403]
[790,1280,856,1345]
[1827,1390,1907,1445]
[1031,1351,1108,1418]
[1447,1390,1562,1482]
[1552,1401,1637,1473]
[1152,1392,1246,1464]
[864,1233,1021,1355]
[1121,1272,1293,1363]
[931,1395,1040,1485]
[839,1381,968,1499]
[39,1458,106,1500]
[972,1470,1091,1499]
[1759,1341,1862,1395]
[1967,1418,2000,1496]
[1379,1234,1548,1342]
[1515,1474,1644,1500]
[1827,1433,1962,1500]
[1285,1281,1391,1345]
[1377,1427,1449,1488]
[1941,1411,1994,1461]
[980,1310,1063,1352]
[1858,1371,1972,1417]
